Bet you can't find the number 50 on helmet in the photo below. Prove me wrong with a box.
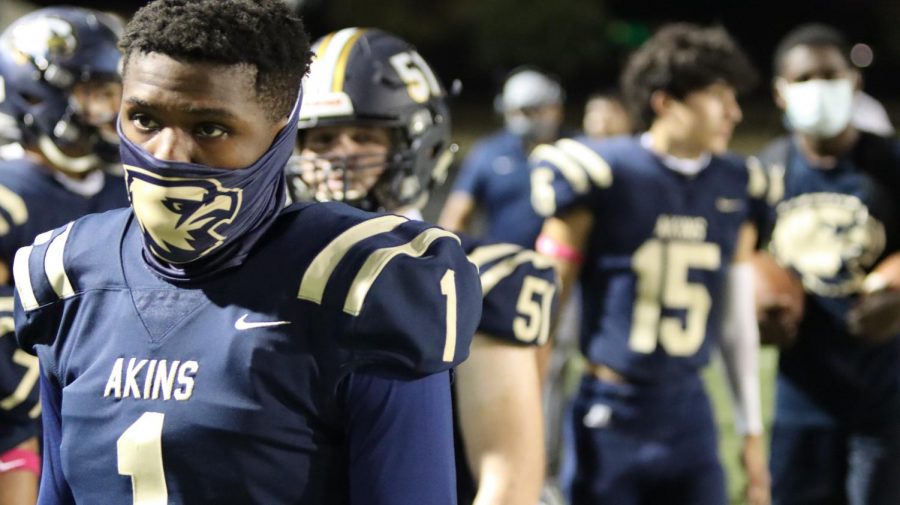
[290,28,455,212]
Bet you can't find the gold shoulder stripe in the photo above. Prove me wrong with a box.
[467,243,521,268]
[0,184,27,236]
[556,139,613,188]
[480,250,555,296]
[0,296,13,313]
[44,222,74,300]
[298,215,407,304]
[12,245,38,311]
[746,156,767,199]
[33,230,53,246]
[530,144,589,194]
[344,228,459,316]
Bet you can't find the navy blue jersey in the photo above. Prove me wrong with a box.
[0,158,127,452]
[532,135,757,382]
[14,202,481,504]
[756,133,900,424]
[451,131,546,247]
[0,158,127,265]
[454,235,559,503]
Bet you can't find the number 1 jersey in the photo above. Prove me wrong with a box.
[13,201,481,504]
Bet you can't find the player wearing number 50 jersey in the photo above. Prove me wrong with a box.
[13,2,482,504]
[289,28,558,505]
[533,24,770,505]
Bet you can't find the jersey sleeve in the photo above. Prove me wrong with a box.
[35,369,75,504]
[529,137,614,218]
[450,143,489,200]
[465,240,559,346]
[344,370,457,505]
[298,214,482,377]
[12,222,74,359]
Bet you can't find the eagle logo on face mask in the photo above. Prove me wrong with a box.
[124,165,242,263]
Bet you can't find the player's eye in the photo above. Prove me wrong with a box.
[307,132,336,151]
[131,113,159,132]
[195,123,227,139]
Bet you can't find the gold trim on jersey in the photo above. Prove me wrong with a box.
[467,243,521,269]
[13,245,37,310]
[556,139,613,188]
[0,296,13,313]
[0,183,28,237]
[344,228,459,316]
[480,250,554,296]
[44,222,75,299]
[746,156,767,199]
[530,144,590,194]
[297,215,407,304]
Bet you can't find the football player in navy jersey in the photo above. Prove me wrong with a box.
[756,24,900,505]
[12,2,482,504]
[531,24,770,505]
[0,7,128,504]
[287,28,556,505]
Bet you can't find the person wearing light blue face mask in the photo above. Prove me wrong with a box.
[755,23,900,505]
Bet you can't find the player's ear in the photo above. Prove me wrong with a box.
[851,69,863,92]
[649,89,672,118]
[772,77,787,111]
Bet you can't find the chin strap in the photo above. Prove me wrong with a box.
[38,135,101,174]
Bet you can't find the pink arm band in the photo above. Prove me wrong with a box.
[536,234,583,264]
[0,446,40,476]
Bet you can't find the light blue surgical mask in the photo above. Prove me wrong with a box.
[780,78,854,138]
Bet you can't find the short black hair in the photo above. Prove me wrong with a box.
[773,23,850,77]
[620,23,757,130]
[119,0,312,121]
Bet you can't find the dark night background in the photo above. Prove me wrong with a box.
[12,0,900,103]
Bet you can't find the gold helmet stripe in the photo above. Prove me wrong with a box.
[331,28,367,92]
[305,27,363,97]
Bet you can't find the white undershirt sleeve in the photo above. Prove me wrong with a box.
[719,262,764,436]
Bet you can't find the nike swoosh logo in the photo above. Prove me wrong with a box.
[234,314,291,330]
[716,197,743,213]
[0,458,25,472]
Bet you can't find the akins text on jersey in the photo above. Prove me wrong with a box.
[103,357,199,401]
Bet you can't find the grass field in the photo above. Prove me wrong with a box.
[705,348,778,504]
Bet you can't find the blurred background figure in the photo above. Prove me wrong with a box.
[755,22,900,505]
[438,67,566,248]
[582,91,633,139]
[0,8,128,504]
[533,23,769,505]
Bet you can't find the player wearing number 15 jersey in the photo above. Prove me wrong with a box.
[13,2,482,504]
[533,24,770,505]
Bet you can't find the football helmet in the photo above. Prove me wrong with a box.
[0,7,122,172]
[289,27,455,211]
